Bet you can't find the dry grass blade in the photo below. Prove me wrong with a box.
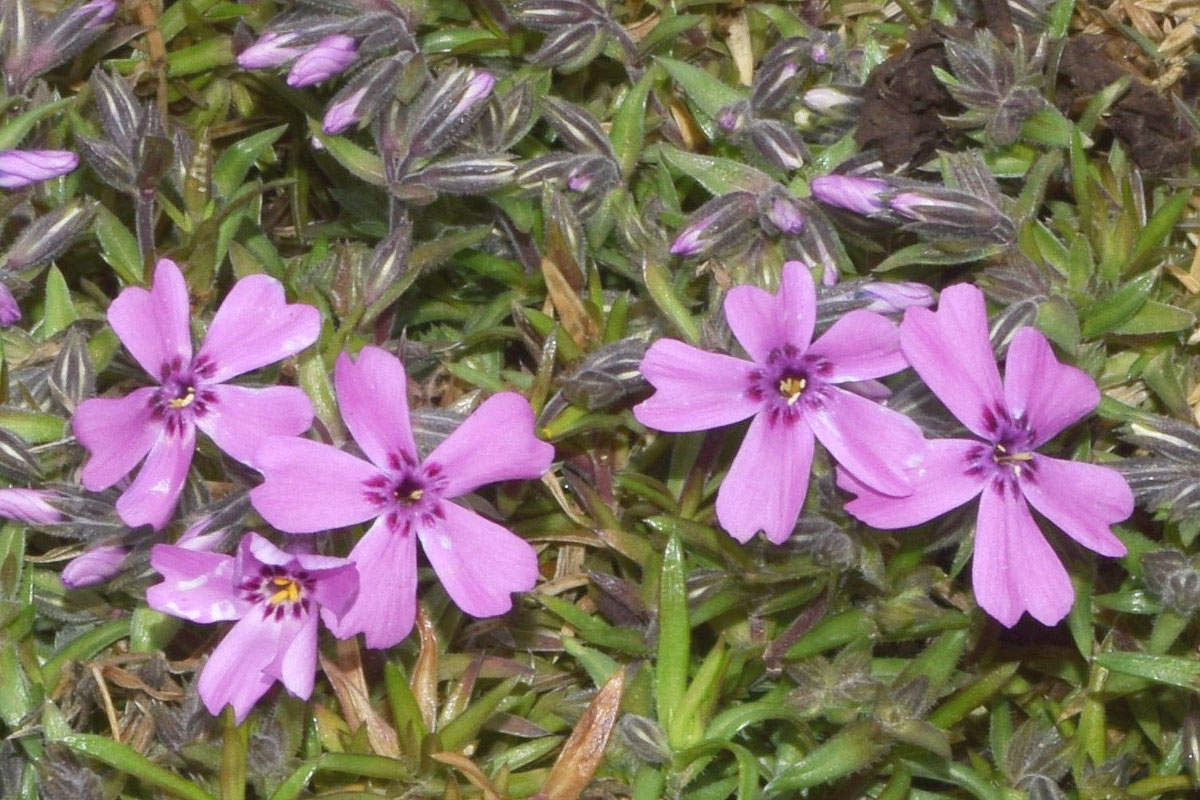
[532,667,626,800]
[319,637,400,757]
[431,751,504,800]
[413,603,441,732]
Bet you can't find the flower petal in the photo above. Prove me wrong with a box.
[115,426,196,530]
[74,388,162,491]
[418,501,538,618]
[197,274,321,383]
[265,611,318,700]
[146,544,244,622]
[805,387,924,497]
[900,283,1004,438]
[197,613,280,722]
[633,340,760,432]
[1019,455,1129,557]
[723,260,816,361]
[974,486,1074,627]
[250,437,384,533]
[425,393,554,498]
[195,385,314,466]
[715,412,815,544]
[838,438,986,528]
[324,517,418,648]
[333,347,417,469]
[808,309,907,382]
[1003,327,1099,447]
[108,259,192,378]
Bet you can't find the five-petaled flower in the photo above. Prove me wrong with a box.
[147,532,358,722]
[633,261,924,544]
[837,283,1132,627]
[72,259,320,530]
[250,346,554,649]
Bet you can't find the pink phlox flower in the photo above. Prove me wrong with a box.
[837,283,1133,627]
[72,259,320,531]
[633,261,924,544]
[147,531,358,722]
[249,346,555,649]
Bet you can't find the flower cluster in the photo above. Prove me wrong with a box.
[635,263,1132,627]
[61,259,553,720]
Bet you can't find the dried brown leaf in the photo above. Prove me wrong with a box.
[533,667,626,800]
[318,637,400,757]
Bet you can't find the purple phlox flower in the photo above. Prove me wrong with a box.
[0,488,65,524]
[322,87,368,135]
[147,532,358,722]
[810,174,890,216]
[0,150,79,189]
[856,282,935,315]
[62,544,128,588]
[238,31,307,70]
[287,34,357,88]
[250,346,555,649]
[72,259,321,531]
[837,284,1132,627]
[633,261,924,544]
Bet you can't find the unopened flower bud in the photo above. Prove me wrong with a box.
[765,195,805,235]
[810,42,830,64]
[803,87,857,114]
[61,545,128,588]
[0,488,64,524]
[810,174,890,216]
[670,193,758,257]
[717,101,749,135]
[323,87,367,134]
[856,282,935,314]
[238,31,305,70]
[75,0,117,26]
[286,34,357,87]
[0,150,78,189]
[0,286,20,326]
[889,188,1014,242]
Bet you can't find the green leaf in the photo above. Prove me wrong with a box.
[59,734,215,800]
[657,146,773,196]
[609,65,659,180]
[1020,105,1076,148]
[39,266,77,339]
[766,720,887,792]
[438,676,521,751]
[656,535,689,741]
[0,97,74,150]
[212,124,287,199]
[308,119,386,185]
[1080,272,1155,337]
[94,205,143,285]
[1130,190,1191,269]
[655,56,744,122]
[1094,652,1200,690]
[1109,300,1196,335]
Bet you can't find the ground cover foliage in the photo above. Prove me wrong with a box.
[5,0,1200,797]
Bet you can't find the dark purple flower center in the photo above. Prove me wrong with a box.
[363,452,450,535]
[241,563,313,620]
[151,356,218,435]
[746,345,833,424]
[966,406,1039,495]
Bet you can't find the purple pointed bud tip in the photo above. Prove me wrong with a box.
[767,197,805,234]
[780,62,799,78]
[323,87,367,134]
[821,260,838,286]
[0,286,20,327]
[810,174,889,216]
[857,282,936,314]
[76,0,117,26]
[810,43,830,64]
[62,545,129,589]
[286,34,357,88]
[717,106,741,133]
[669,227,704,256]
[238,31,304,70]
[0,488,63,525]
[888,191,929,219]
[0,150,79,189]
[567,172,593,193]
[466,71,496,103]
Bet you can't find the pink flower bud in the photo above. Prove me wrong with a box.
[0,488,63,524]
[857,282,936,314]
[62,545,129,588]
[286,34,357,88]
[810,175,890,216]
[238,31,305,70]
[0,286,20,327]
[0,150,78,189]
[322,87,368,134]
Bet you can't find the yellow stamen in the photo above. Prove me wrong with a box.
[168,387,195,409]
[408,488,423,502]
[778,377,806,405]
[267,576,300,605]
